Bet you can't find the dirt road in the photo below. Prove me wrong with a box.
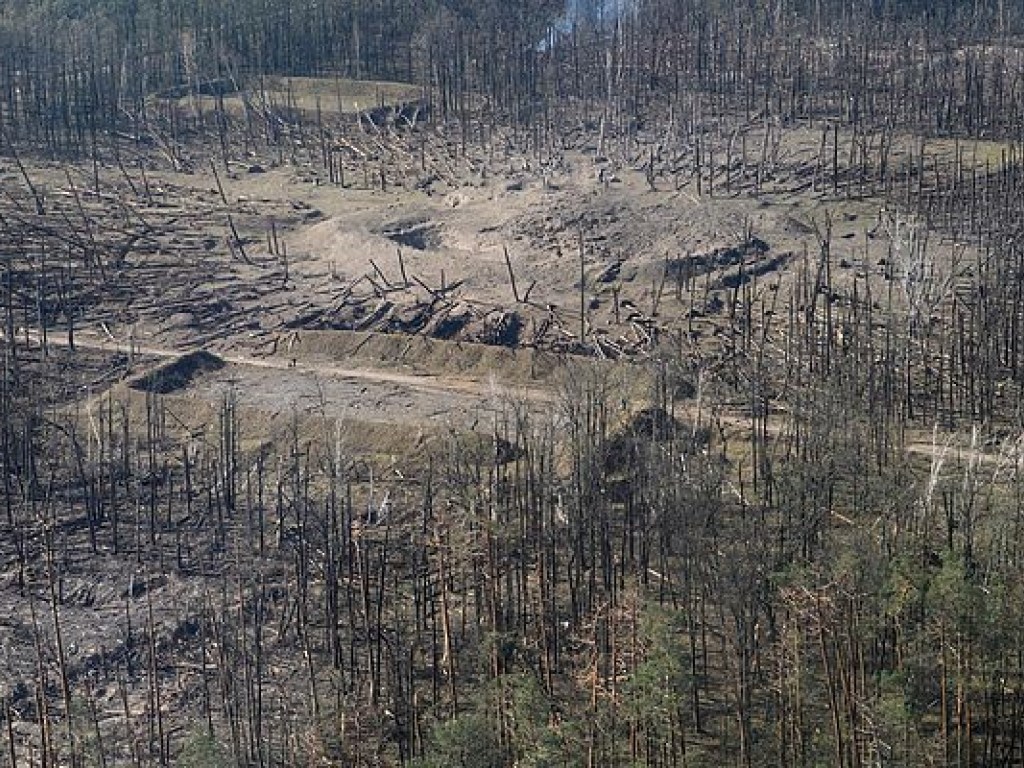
[11,328,1017,469]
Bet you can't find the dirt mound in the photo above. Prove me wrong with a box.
[294,293,532,350]
[666,237,770,280]
[605,406,710,471]
[473,309,524,347]
[129,351,225,394]
[423,302,473,339]
[273,329,585,388]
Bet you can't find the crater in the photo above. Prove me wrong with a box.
[378,219,442,251]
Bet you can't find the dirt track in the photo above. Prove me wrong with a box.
[17,328,1017,472]
[14,327,558,438]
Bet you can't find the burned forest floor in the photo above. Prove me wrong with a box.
[4,74,1024,767]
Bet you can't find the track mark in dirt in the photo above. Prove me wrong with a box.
[21,330,557,407]
[16,331,1014,467]
[680,401,1022,470]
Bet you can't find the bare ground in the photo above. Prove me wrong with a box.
[2,85,1019,763]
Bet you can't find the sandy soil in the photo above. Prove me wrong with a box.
[3,99,1005,460]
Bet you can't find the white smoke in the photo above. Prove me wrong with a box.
[540,0,636,50]
[566,0,636,28]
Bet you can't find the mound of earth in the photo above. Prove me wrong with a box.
[129,351,226,394]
